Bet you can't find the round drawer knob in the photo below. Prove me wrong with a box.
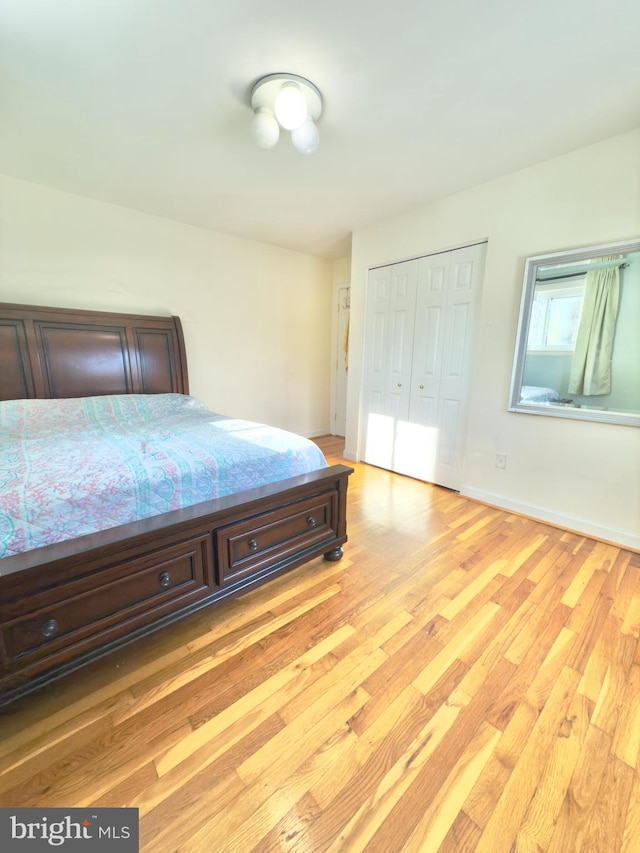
[419,384,424,389]
[159,571,172,588]
[41,619,59,639]
[249,538,259,551]
[307,516,317,528]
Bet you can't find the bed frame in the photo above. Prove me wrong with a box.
[0,302,352,706]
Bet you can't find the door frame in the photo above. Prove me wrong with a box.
[330,281,350,436]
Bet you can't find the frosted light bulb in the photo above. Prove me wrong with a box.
[251,108,280,148]
[274,82,307,131]
[291,118,319,154]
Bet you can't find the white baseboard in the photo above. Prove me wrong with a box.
[342,449,358,462]
[461,486,640,552]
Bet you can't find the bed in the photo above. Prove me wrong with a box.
[0,302,352,706]
[519,385,572,404]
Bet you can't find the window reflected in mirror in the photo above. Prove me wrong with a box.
[509,238,640,426]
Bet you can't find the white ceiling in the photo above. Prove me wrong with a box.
[1,0,639,259]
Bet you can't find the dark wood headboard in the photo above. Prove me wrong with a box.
[0,302,188,401]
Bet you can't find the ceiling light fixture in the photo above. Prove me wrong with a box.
[250,73,323,155]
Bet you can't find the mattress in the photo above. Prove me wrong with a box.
[0,394,327,558]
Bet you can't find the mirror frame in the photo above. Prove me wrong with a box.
[509,237,640,427]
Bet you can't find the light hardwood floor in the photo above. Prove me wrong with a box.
[1,435,639,852]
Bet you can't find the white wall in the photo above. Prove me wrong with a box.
[348,128,640,549]
[0,174,333,436]
[332,255,351,287]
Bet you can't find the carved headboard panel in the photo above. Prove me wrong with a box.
[0,303,189,401]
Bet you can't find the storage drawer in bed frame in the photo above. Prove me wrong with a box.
[0,464,352,706]
[2,534,215,664]
[217,491,337,586]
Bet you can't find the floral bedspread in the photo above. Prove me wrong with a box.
[0,394,327,558]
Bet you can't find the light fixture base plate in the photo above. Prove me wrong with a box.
[250,73,323,121]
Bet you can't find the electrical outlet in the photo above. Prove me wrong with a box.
[495,453,507,469]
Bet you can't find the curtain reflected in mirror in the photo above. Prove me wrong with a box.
[509,238,640,426]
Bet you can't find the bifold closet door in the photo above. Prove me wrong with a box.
[361,243,485,490]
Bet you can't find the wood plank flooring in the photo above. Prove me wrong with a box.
[1,434,639,851]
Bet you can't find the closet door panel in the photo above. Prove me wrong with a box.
[392,254,447,481]
[362,261,417,471]
[409,253,449,425]
[362,277,392,468]
[369,312,387,380]
[394,395,439,481]
[435,243,486,489]
[363,269,389,413]
[446,303,471,378]
[419,306,442,377]
[451,253,475,292]
[386,263,417,405]
[406,300,441,478]
[388,308,412,381]
[436,397,461,473]
[363,388,396,470]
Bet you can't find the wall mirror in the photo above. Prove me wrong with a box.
[509,237,640,426]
